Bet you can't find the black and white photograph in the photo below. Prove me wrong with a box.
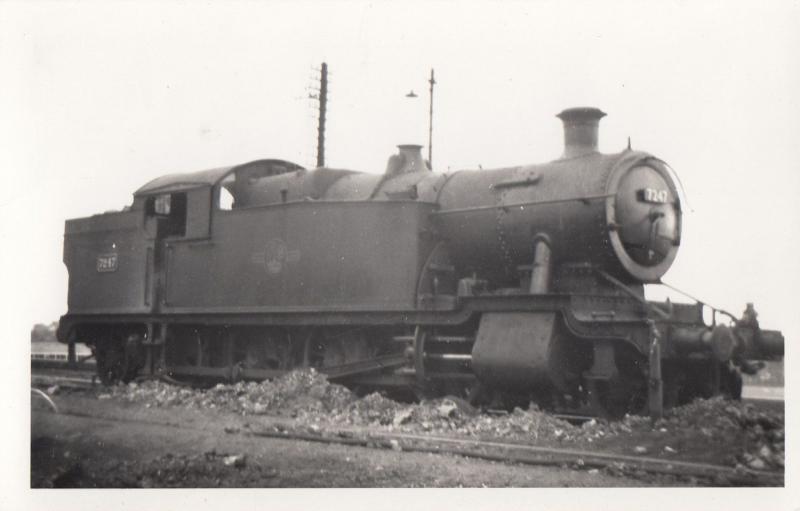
[2,0,797,509]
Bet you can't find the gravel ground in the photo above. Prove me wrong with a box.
[91,368,784,473]
[31,394,654,488]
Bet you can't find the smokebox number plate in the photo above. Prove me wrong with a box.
[96,253,118,272]
[638,188,669,204]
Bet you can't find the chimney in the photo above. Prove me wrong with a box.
[556,107,606,159]
[385,144,429,175]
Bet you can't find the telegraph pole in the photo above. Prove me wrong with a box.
[316,62,328,168]
[428,68,435,168]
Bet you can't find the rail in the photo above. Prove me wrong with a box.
[31,364,783,486]
[248,426,782,486]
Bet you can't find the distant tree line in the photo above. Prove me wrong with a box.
[31,322,58,344]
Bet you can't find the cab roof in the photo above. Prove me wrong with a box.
[134,159,305,196]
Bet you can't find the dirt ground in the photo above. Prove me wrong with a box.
[88,370,784,473]
[31,392,655,488]
[30,362,784,489]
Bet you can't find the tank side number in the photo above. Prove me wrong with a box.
[96,253,118,272]
[638,188,669,204]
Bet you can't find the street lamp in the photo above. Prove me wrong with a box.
[404,69,435,168]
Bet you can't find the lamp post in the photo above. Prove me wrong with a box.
[405,68,436,169]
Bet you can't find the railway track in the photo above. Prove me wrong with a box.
[31,355,784,486]
[31,359,98,389]
[30,376,783,486]
[30,403,782,487]
[31,358,95,372]
[249,426,782,486]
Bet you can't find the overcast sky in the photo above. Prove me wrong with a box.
[3,1,799,337]
[2,0,799,506]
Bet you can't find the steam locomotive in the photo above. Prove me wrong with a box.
[57,107,783,417]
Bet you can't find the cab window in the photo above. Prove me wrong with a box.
[146,192,187,237]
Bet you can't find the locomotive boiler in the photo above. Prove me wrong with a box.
[57,107,783,417]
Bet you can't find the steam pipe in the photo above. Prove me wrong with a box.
[529,237,552,294]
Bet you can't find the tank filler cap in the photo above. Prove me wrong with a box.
[556,107,607,159]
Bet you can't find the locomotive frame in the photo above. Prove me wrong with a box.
[57,107,783,418]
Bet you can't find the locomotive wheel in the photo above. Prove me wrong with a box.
[95,343,123,385]
[243,335,291,370]
[307,329,376,370]
[587,377,647,419]
[321,338,347,367]
[720,363,743,400]
[673,360,739,405]
[94,334,142,385]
